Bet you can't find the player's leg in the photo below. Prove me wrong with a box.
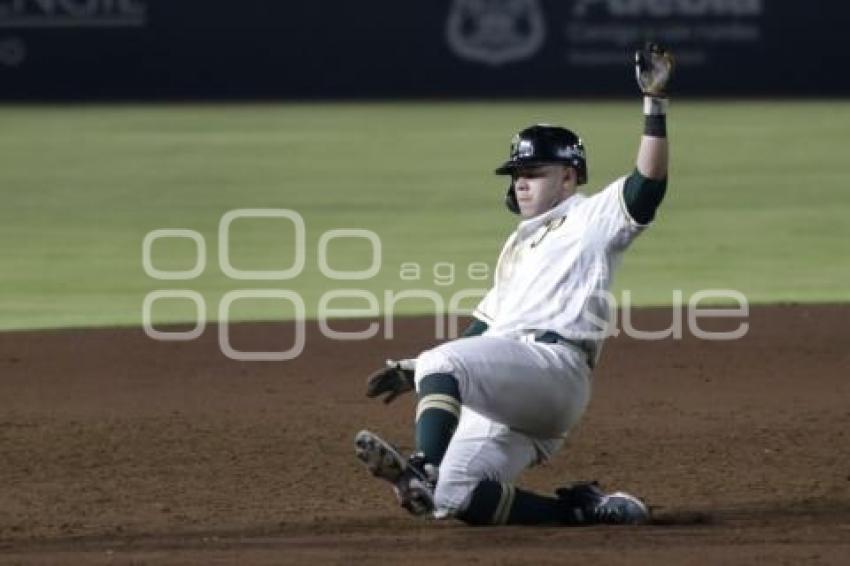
[436,409,649,526]
[433,406,564,522]
[413,368,461,468]
[458,478,650,526]
[412,335,590,468]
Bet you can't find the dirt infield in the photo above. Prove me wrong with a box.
[1,305,849,564]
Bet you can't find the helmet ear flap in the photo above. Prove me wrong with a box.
[505,181,520,214]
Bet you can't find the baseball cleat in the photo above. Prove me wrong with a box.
[354,430,436,517]
[593,491,650,525]
[355,429,407,483]
[555,482,650,525]
[396,452,437,517]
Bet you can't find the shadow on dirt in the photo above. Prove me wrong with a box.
[649,510,715,526]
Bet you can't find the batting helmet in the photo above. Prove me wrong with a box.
[495,124,588,214]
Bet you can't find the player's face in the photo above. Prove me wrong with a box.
[512,164,575,219]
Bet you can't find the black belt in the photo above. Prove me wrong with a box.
[535,331,595,369]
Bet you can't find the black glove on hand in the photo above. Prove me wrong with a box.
[366,359,416,404]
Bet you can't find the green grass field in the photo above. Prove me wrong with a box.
[1,101,848,331]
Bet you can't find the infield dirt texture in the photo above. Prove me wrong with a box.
[1,307,849,564]
[1,102,849,563]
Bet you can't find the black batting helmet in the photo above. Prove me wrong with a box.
[495,124,588,214]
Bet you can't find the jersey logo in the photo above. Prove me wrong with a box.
[446,0,546,67]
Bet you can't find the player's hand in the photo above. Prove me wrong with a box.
[366,358,416,404]
[635,42,674,97]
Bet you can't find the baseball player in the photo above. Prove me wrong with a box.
[356,43,674,526]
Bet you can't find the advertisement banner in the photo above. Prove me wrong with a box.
[0,1,847,100]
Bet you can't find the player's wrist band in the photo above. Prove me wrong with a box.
[643,96,668,138]
[643,96,668,115]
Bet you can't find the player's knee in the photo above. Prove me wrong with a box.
[416,372,460,402]
[435,478,509,526]
[433,475,478,520]
[414,347,458,388]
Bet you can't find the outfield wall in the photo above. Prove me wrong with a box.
[0,0,847,100]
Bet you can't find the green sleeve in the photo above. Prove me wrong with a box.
[623,169,667,225]
[462,318,489,337]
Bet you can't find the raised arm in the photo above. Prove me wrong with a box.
[636,105,668,180]
[624,43,674,224]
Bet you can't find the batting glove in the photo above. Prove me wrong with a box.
[635,42,674,97]
[366,358,417,404]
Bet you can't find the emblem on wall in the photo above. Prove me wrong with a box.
[446,0,546,66]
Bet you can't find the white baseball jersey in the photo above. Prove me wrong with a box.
[472,175,646,366]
